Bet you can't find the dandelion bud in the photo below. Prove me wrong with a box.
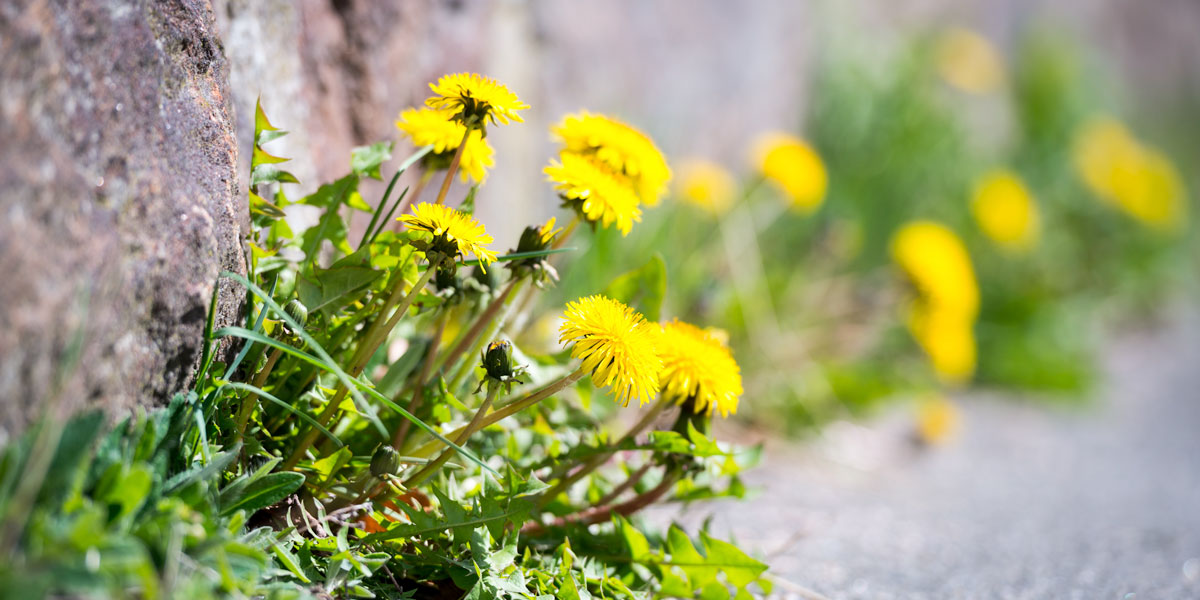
[370,445,401,478]
[516,224,549,255]
[284,299,309,328]
[482,340,515,381]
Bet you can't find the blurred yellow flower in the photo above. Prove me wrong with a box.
[676,159,737,215]
[891,221,980,384]
[936,27,1005,94]
[552,112,672,206]
[395,108,495,184]
[890,221,980,319]
[915,394,961,445]
[906,308,977,384]
[425,72,529,127]
[971,169,1040,251]
[544,152,643,235]
[753,133,827,212]
[1073,116,1188,231]
[559,295,662,406]
[657,320,743,418]
[398,202,497,268]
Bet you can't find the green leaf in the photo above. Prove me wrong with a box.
[698,531,767,590]
[38,410,104,505]
[221,272,491,469]
[255,98,280,135]
[616,515,651,560]
[162,443,241,493]
[251,164,300,187]
[219,382,342,447]
[297,263,382,315]
[253,145,290,165]
[666,525,718,589]
[351,141,394,180]
[250,191,287,220]
[221,471,305,516]
[602,254,667,321]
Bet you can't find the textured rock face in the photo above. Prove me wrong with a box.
[0,0,246,438]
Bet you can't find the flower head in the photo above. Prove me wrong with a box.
[559,295,661,406]
[426,72,529,128]
[753,133,827,212]
[936,27,1005,94]
[396,108,495,183]
[399,203,497,270]
[915,394,961,445]
[1073,116,1188,231]
[552,112,671,205]
[891,221,979,384]
[676,159,737,216]
[971,169,1040,251]
[905,307,977,384]
[890,221,979,319]
[544,153,642,235]
[657,320,743,418]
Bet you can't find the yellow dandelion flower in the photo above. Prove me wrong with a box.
[907,307,977,384]
[552,112,672,205]
[971,169,1040,251]
[676,159,737,216]
[537,216,563,245]
[1073,116,1188,231]
[544,153,643,236]
[657,320,743,418]
[425,72,529,127]
[936,27,1006,94]
[398,202,498,269]
[559,295,662,406]
[915,394,961,445]
[890,221,980,320]
[753,132,828,212]
[395,108,495,184]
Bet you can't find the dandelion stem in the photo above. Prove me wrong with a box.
[283,265,437,470]
[391,310,450,448]
[402,383,499,488]
[433,127,471,206]
[594,462,653,506]
[438,278,523,390]
[236,346,282,438]
[524,469,680,535]
[537,397,670,509]
[405,368,586,458]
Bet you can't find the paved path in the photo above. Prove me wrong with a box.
[658,311,1200,599]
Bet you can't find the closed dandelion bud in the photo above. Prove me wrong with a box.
[284,299,309,328]
[516,224,549,255]
[482,340,515,381]
[370,445,401,478]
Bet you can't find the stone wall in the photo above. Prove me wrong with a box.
[0,0,245,439]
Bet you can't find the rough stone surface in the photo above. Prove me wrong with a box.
[0,0,245,439]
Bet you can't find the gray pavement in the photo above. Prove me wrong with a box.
[657,310,1200,599]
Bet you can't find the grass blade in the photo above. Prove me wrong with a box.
[219,381,343,448]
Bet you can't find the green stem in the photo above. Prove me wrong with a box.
[237,346,282,438]
[537,397,670,508]
[402,383,499,488]
[433,127,471,206]
[391,310,450,448]
[282,266,437,470]
[405,368,586,459]
[444,279,525,393]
